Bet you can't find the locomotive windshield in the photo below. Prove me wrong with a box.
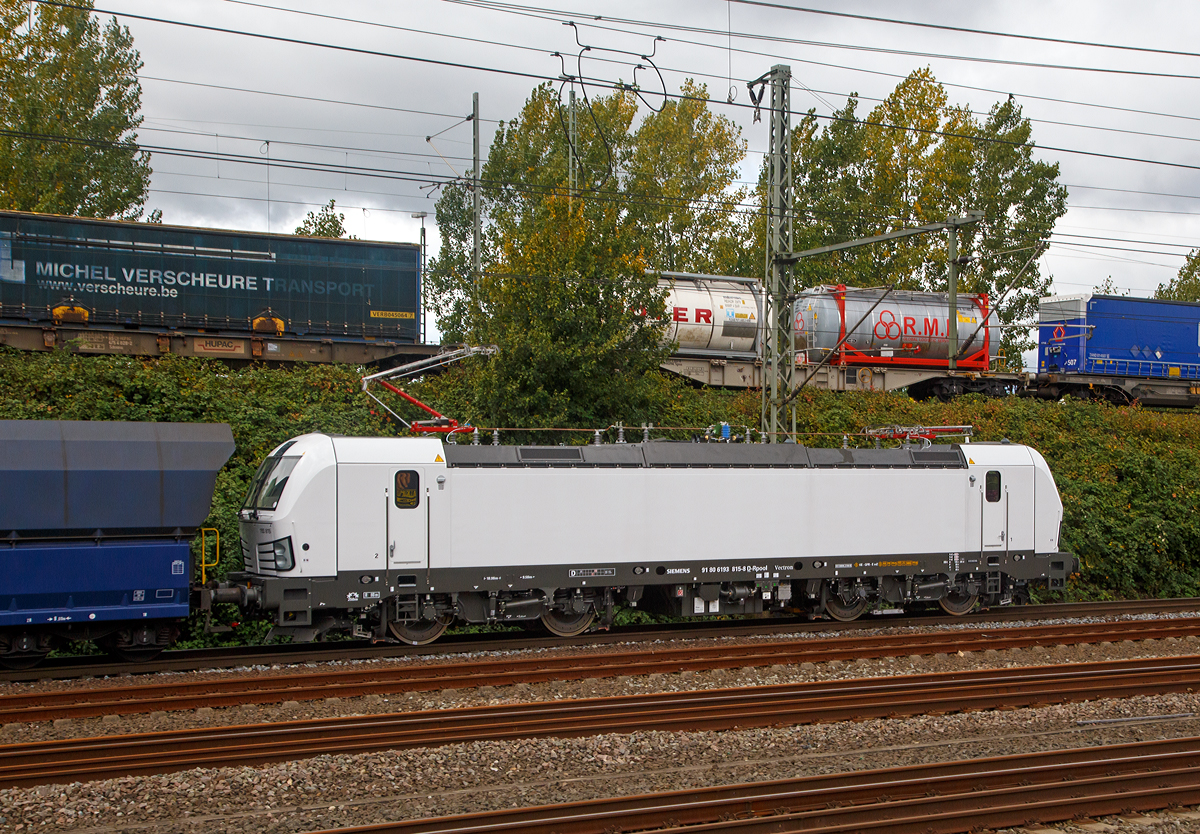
[243,443,300,512]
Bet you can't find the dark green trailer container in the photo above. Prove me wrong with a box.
[0,210,420,347]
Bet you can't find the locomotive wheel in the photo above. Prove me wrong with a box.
[823,593,868,622]
[539,608,595,637]
[939,591,979,616]
[388,616,452,646]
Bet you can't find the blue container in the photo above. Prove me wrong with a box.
[0,209,420,340]
[1038,294,1200,380]
[0,540,191,627]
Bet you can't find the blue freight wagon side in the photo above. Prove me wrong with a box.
[1039,294,1200,381]
[0,540,191,627]
[0,209,421,345]
[0,420,234,667]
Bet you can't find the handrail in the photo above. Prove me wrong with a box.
[200,527,220,584]
[1085,358,1200,380]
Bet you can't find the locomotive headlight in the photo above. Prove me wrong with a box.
[271,537,295,571]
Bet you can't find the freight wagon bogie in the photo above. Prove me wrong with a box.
[218,433,1074,644]
[0,618,179,669]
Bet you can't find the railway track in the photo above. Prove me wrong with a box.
[6,616,1200,724]
[4,655,1200,787]
[6,597,1197,682]
[303,736,1200,834]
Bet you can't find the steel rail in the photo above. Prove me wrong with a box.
[5,597,1197,683]
[5,616,1200,723]
[646,775,1200,833]
[4,656,1200,787]
[298,736,1200,833]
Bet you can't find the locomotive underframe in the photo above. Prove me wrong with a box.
[220,548,1076,643]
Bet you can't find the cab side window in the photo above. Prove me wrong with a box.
[985,470,1001,503]
[394,470,420,508]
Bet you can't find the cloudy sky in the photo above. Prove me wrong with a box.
[109,0,1199,302]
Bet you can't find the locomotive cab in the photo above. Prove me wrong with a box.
[225,434,451,642]
[222,435,338,638]
[957,443,1067,602]
[238,434,337,578]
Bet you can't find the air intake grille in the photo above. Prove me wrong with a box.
[256,541,279,572]
[517,447,583,462]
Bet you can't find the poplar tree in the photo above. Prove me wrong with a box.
[0,0,151,219]
[779,69,1067,360]
[427,84,673,431]
[1155,250,1200,302]
[294,200,353,239]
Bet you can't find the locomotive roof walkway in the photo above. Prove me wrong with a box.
[3,615,1200,723]
[4,655,1200,787]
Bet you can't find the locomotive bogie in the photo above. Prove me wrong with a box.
[221,435,1074,642]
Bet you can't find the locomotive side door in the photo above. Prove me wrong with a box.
[979,468,1008,553]
[387,466,429,569]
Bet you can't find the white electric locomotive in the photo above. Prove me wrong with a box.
[210,436,1074,644]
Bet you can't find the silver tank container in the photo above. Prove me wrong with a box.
[793,286,997,363]
[659,275,761,355]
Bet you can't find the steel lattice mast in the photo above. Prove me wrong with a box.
[756,65,795,443]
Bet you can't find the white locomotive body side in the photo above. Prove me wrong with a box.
[227,436,1073,642]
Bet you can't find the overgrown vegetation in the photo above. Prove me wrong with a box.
[0,0,152,219]
[3,349,1197,646]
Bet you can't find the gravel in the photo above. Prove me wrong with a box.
[5,694,1200,832]
[11,609,1200,702]
[4,612,1200,833]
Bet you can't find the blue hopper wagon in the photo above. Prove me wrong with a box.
[0,420,234,667]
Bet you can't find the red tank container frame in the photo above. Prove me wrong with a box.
[812,284,993,372]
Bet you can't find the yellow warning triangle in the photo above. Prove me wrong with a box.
[435,454,444,462]
[968,458,975,464]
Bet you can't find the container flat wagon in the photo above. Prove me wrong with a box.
[659,276,1023,396]
[1032,293,1200,406]
[0,210,435,365]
